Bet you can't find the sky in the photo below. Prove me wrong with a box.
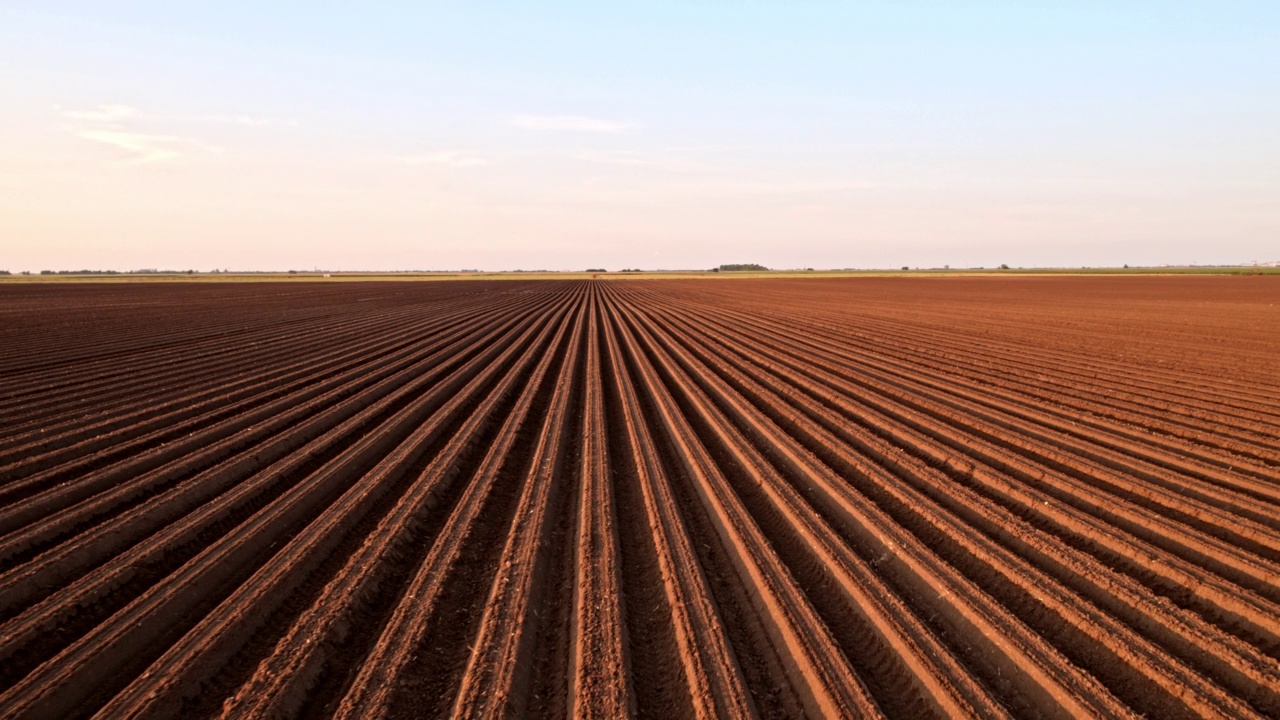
[2,1,1277,272]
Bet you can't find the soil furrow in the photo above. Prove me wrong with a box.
[0,276,1274,719]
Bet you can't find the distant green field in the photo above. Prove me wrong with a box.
[2,266,1276,283]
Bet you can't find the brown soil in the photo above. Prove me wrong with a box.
[0,276,1277,719]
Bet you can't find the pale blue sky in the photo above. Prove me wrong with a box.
[2,2,1277,271]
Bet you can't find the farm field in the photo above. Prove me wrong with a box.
[0,276,1278,718]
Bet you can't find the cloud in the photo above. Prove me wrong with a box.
[61,104,140,122]
[59,105,227,164]
[397,151,489,168]
[69,129,191,164]
[510,114,640,134]
[60,105,298,128]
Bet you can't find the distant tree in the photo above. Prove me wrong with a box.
[0,270,9,275]
[718,263,769,272]
[585,268,606,272]
[1123,264,1129,269]
[999,264,1010,270]
[901,266,909,271]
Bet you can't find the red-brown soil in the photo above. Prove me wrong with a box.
[0,276,1277,719]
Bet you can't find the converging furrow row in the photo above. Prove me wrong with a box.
[0,277,1277,719]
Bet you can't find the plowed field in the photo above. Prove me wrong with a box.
[1,276,1278,719]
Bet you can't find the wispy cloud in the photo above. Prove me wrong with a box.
[510,114,640,134]
[68,129,189,164]
[60,104,298,128]
[60,104,140,122]
[396,151,489,168]
[58,104,281,164]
